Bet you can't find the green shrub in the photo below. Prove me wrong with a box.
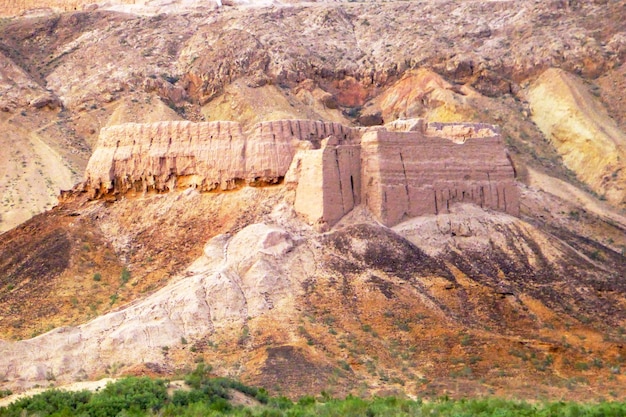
[184,362,213,389]
[78,377,167,417]
[0,389,91,417]
[297,395,316,407]
[269,396,293,410]
[0,377,167,417]
[120,268,131,284]
[3,373,626,417]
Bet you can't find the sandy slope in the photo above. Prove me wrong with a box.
[527,68,626,208]
[0,192,625,399]
[0,116,76,232]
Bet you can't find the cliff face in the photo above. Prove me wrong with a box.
[83,118,519,227]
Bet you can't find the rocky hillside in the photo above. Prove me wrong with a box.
[1,0,625,231]
[0,0,625,402]
[1,187,625,400]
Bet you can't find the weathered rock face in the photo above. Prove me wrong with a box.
[83,118,519,227]
[84,119,354,196]
[0,50,58,112]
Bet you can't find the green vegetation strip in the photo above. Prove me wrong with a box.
[1,365,625,417]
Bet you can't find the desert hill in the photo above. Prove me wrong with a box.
[1,183,625,400]
[0,0,625,402]
[1,0,625,231]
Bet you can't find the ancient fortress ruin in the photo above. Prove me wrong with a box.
[84,119,519,227]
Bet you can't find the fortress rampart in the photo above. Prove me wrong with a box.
[83,118,519,227]
[85,119,354,196]
[360,120,519,225]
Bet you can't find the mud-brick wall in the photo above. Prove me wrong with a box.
[84,119,356,198]
[361,128,519,226]
[84,118,518,226]
[85,121,247,196]
[290,137,361,227]
[245,119,352,182]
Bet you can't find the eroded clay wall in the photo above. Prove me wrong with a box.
[289,146,325,225]
[84,119,355,198]
[86,121,246,196]
[274,136,361,228]
[361,127,519,226]
[84,118,519,226]
[251,119,354,146]
[318,138,361,226]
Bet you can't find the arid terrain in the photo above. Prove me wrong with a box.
[0,0,625,403]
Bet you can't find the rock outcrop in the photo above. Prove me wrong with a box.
[83,118,519,227]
